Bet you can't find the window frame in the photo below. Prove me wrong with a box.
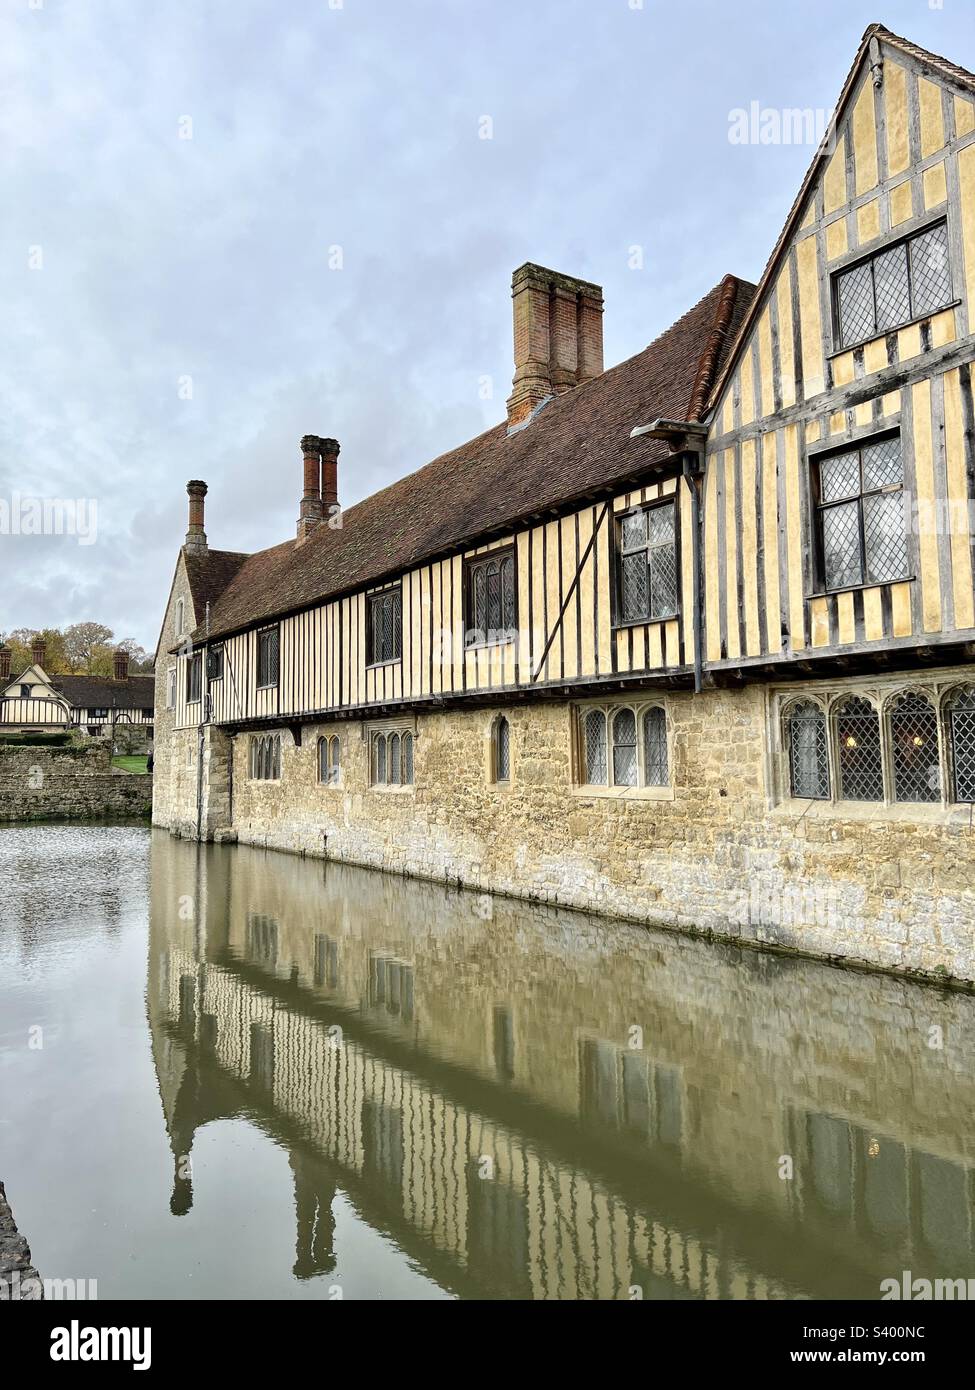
[463,546,518,650]
[186,652,203,704]
[613,497,680,629]
[167,667,177,709]
[207,643,224,682]
[830,216,954,352]
[366,585,403,668]
[809,430,910,596]
[255,625,280,690]
[368,726,415,789]
[574,700,673,797]
[491,714,511,786]
[773,680,975,812]
[317,734,341,787]
[249,733,281,781]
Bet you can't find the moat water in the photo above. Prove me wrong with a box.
[1,823,973,1300]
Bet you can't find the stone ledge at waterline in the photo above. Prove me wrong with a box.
[0,741,151,822]
[0,1181,41,1300]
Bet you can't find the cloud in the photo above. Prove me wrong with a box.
[1,0,972,648]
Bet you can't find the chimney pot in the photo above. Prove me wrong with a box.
[320,438,340,513]
[114,648,129,681]
[297,436,340,542]
[31,637,47,669]
[185,480,208,554]
[506,263,604,430]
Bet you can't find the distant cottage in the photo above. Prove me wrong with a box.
[153,25,975,982]
[0,638,154,740]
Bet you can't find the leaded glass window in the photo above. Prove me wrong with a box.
[816,435,908,591]
[612,709,637,786]
[318,735,340,786]
[256,626,279,688]
[376,734,387,783]
[402,732,414,784]
[390,733,401,784]
[186,652,203,703]
[368,588,402,665]
[642,707,668,786]
[495,717,510,783]
[835,219,952,346]
[889,692,940,803]
[466,552,516,646]
[835,697,884,801]
[619,501,678,623]
[948,689,975,803]
[584,710,607,784]
[250,734,281,781]
[786,702,830,799]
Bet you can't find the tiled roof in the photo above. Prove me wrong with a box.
[7,674,156,709]
[188,274,755,645]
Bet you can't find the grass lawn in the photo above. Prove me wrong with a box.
[112,755,149,775]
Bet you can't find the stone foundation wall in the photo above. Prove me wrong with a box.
[0,1180,41,1300]
[0,743,152,822]
[157,685,975,982]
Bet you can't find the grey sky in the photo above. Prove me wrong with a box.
[2,0,972,652]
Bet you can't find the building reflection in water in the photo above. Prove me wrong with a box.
[147,834,975,1300]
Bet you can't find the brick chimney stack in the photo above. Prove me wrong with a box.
[114,648,129,681]
[506,263,604,430]
[31,637,47,669]
[185,480,208,554]
[297,436,323,544]
[320,438,340,514]
[0,643,10,682]
[297,436,339,543]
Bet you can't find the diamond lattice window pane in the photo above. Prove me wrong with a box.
[647,503,675,546]
[873,243,911,332]
[890,693,940,802]
[950,690,975,802]
[584,711,607,784]
[622,511,647,550]
[910,222,951,318]
[788,702,830,799]
[836,697,884,801]
[402,733,414,785]
[820,451,861,502]
[861,436,902,491]
[838,261,876,345]
[622,552,649,621]
[611,708,637,786]
[390,733,401,785]
[864,492,909,583]
[376,736,387,784]
[500,557,515,630]
[642,707,668,786]
[823,501,863,589]
[486,563,502,634]
[649,545,678,617]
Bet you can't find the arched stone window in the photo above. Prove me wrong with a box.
[318,735,340,786]
[642,707,668,787]
[889,692,940,802]
[834,696,883,801]
[494,716,510,783]
[402,732,414,784]
[175,598,184,636]
[946,688,975,803]
[583,709,607,785]
[376,734,387,784]
[390,733,401,784]
[785,701,830,800]
[611,708,637,786]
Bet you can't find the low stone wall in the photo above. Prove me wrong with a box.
[0,1180,41,1300]
[112,723,150,755]
[0,742,151,822]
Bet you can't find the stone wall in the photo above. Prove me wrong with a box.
[0,1180,41,1300]
[152,680,975,984]
[0,742,152,822]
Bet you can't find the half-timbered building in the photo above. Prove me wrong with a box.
[154,25,975,982]
[0,639,155,739]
